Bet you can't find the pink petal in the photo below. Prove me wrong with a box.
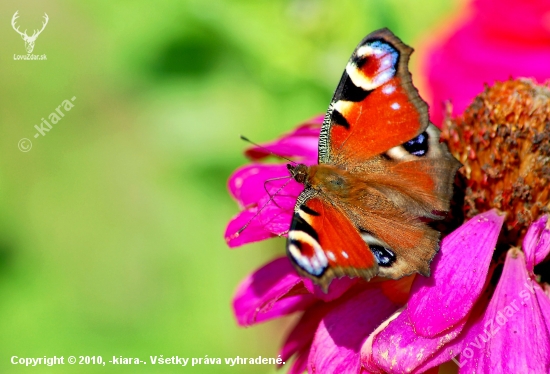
[257,293,317,324]
[309,115,324,124]
[287,348,310,374]
[406,297,490,372]
[460,249,550,373]
[523,215,550,271]
[232,257,315,326]
[256,182,303,234]
[427,277,549,373]
[535,284,550,337]
[227,163,295,207]
[225,174,304,247]
[302,276,359,302]
[244,118,322,163]
[473,0,550,43]
[425,3,550,125]
[363,307,466,374]
[225,208,277,247]
[280,301,332,369]
[309,288,399,374]
[408,209,505,337]
[360,307,402,374]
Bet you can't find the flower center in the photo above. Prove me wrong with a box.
[443,79,550,246]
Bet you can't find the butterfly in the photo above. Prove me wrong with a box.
[286,28,461,291]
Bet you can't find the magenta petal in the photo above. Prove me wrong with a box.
[309,115,324,124]
[365,307,466,374]
[460,249,550,373]
[228,163,293,207]
[426,13,550,125]
[415,318,479,373]
[302,276,359,302]
[287,348,310,374]
[232,257,315,326]
[244,119,321,163]
[386,300,488,373]
[255,293,316,325]
[280,302,330,369]
[308,288,399,374]
[535,285,550,337]
[225,208,276,247]
[407,276,550,372]
[257,181,304,234]
[523,215,550,271]
[225,177,303,247]
[408,209,505,337]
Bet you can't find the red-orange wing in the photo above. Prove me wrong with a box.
[287,190,378,291]
[318,28,429,165]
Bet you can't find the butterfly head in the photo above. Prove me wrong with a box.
[287,163,309,184]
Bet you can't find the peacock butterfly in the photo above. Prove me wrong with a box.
[286,28,461,291]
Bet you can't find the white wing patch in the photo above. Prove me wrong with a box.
[382,84,396,95]
[288,231,328,276]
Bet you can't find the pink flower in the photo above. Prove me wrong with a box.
[226,116,414,372]
[421,0,550,125]
[232,257,409,373]
[225,107,550,372]
[360,79,550,372]
[361,213,550,373]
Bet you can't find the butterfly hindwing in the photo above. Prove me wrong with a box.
[287,189,378,291]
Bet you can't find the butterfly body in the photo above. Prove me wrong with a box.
[288,163,358,198]
[286,29,461,291]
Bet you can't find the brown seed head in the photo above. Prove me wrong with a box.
[443,79,550,245]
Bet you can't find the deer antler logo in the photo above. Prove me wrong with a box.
[11,11,49,54]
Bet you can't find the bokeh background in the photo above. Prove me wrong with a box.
[1,1,458,372]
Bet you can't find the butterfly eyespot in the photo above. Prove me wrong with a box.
[370,245,396,267]
[347,40,399,91]
[288,237,328,277]
[403,131,429,157]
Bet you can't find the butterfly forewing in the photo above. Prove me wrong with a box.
[319,28,429,165]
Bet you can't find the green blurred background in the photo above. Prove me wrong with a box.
[1,1,457,372]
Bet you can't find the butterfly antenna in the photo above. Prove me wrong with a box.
[240,135,297,164]
[226,177,294,242]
